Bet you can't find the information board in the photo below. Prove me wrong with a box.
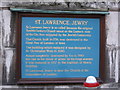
[16,13,105,84]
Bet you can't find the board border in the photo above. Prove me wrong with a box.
[16,12,105,84]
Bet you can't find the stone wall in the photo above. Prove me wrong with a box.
[0,0,120,89]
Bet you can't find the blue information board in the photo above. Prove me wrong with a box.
[21,17,100,78]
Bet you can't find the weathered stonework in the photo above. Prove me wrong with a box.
[0,0,120,89]
[0,9,2,85]
[119,11,120,83]
[106,12,119,82]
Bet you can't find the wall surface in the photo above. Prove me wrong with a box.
[0,0,120,89]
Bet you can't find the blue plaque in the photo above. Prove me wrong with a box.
[21,17,100,79]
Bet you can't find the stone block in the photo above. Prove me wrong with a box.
[2,10,16,47]
[2,48,16,85]
[2,10,11,47]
